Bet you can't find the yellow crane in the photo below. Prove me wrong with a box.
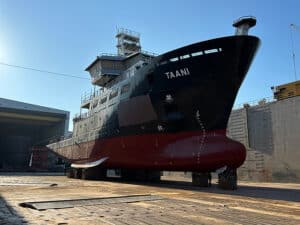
[270,24,300,100]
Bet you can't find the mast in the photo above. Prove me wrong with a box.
[116,28,141,56]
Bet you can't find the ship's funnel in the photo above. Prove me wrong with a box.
[233,16,256,35]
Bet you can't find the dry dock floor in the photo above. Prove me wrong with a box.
[0,173,300,225]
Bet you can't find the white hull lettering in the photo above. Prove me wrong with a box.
[165,67,190,79]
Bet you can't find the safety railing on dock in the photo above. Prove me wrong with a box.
[233,96,275,109]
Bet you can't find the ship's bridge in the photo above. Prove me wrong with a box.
[85,28,144,87]
[85,54,125,87]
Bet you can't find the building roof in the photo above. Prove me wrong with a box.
[0,98,68,115]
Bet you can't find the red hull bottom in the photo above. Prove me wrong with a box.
[54,129,246,172]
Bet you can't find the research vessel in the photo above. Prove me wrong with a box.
[48,17,260,189]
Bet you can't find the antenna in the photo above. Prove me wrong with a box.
[290,23,299,80]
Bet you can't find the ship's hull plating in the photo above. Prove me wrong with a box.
[52,129,246,172]
[49,35,260,172]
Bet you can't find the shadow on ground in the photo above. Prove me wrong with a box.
[0,195,28,224]
[105,178,300,203]
[160,180,300,202]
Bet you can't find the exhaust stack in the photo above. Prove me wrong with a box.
[233,16,256,35]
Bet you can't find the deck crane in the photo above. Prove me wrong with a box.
[290,23,300,80]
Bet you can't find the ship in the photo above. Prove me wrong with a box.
[47,16,260,189]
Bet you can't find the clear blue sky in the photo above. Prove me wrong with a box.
[0,0,300,130]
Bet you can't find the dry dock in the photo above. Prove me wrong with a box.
[0,174,300,225]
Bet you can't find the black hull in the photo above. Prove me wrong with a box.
[111,35,260,138]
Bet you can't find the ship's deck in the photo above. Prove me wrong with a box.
[0,173,299,224]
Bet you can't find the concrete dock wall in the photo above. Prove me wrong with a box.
[228,96,300,182]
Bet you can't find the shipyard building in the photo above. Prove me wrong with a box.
[0,98,69,171]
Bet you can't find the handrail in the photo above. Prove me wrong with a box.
[117,28,140,38]
[233,96,275,110]
[141,50,158,57]
[99,53,121,57]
